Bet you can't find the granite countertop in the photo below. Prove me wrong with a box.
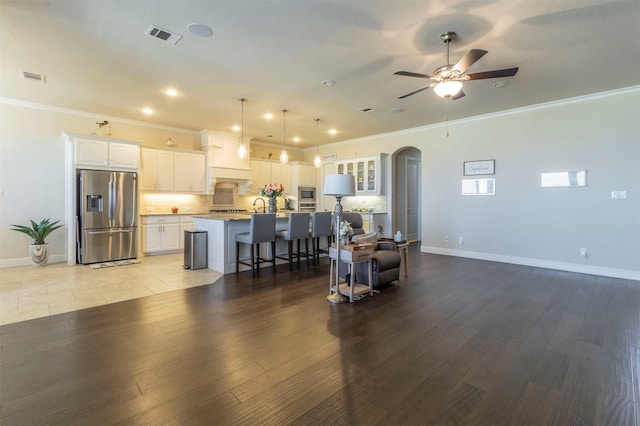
[139,212,208,217]
[193,211,302,221]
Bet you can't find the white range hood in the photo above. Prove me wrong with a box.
[200,130,253,194]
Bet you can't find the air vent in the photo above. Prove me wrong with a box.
[145,25,182,45]
[358,107,376,113]
[21,71,45,83]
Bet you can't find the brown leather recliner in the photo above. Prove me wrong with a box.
[341,213,401,288]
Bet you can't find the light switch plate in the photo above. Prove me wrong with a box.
[611,190,627,199]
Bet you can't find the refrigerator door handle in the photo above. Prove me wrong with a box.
[86,229,134,235]
[108,174,115,225]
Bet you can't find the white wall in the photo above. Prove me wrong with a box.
[0,100,199,266]
[309,88,640,280]
[2,88,639,279]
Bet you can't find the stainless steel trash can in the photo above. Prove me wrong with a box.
[184,230,207,270]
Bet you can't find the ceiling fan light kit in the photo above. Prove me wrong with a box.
[395,31,518,100]
[434,80,463,98]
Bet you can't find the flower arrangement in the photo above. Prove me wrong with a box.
[260,183,284,198]
[339,220,354,239]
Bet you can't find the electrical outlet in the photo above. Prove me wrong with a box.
[580,248,587,258]
[444,235,449,242]
[459,237,464,245]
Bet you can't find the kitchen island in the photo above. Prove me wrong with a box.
[193,212,301,274]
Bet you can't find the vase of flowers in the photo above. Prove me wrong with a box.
[339,220,353,245]
[260,183,284,213]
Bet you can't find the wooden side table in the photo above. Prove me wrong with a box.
[395,242,409,278]
[380,238,409,278]
[328,244,373,303]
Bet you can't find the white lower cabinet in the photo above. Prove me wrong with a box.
[141,215,193,254]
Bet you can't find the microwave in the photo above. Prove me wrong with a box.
[298,186,316,202]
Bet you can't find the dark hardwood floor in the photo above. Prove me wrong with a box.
[2,245,639,425]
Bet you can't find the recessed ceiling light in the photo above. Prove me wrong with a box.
[293,137,300,143]
[143,108,153,115]
[232,125,240,132]
[164,88,179,96]
[264,113,273,120]
[187,23,213,37]
[493,81,506,88]
[322,80,336,86]
[329,129,337,135]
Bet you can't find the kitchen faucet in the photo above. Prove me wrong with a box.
[253,197,266,214]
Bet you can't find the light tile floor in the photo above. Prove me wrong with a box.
[0,254,222,325]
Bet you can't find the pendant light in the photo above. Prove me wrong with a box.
[279,109,288,164]
[236,98,248,160]
[313,118,322,168]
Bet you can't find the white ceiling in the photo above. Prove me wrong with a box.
[1,0,639,147]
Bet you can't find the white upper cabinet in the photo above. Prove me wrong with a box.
[250,160,291,195]
[336,154,386,195]
[291,162,317,188]
[175,152,206,193]
[140,148,174,191]
[109,143,140,169]
[140,148,205,193]
[68,134,141,170]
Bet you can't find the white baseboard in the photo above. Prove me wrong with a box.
[420,246,640,282]
[0,254,67,268]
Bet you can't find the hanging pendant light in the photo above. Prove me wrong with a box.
[279,109,288,164]
[236,98,248,160]
[313,118,322,168]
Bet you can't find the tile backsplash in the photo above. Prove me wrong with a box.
[140,193,212,214]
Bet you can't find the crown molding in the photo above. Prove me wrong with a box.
[322,85,640,148]
[0,97,201,135]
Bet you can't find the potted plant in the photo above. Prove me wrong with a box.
[10,218,63,266]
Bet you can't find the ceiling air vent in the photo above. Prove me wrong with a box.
[358,107,376,113]
[21,71,45,83]
[145,25,182,45]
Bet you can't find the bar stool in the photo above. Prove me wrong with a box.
[275,212,310,269]
[310,211,332,264]
[236,213,277,276]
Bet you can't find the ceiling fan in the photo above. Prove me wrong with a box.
[394,31,519,100]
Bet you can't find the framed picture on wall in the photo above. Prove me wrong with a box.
[464,159,495,176]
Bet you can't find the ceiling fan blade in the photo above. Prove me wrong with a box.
[452,49,487,74]
[394,70,434,79]
[451,90,465,100]
[397,84,433,99]
[465,67,519,80]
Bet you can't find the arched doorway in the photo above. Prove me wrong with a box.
[393,147,421,242]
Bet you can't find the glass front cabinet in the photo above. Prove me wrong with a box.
[336,154,385,195]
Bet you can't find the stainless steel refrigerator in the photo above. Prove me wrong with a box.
[77,169,137,264]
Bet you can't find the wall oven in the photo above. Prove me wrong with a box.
[298,186,316,212]
[298,202,316,213]
[298,186,316,202]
